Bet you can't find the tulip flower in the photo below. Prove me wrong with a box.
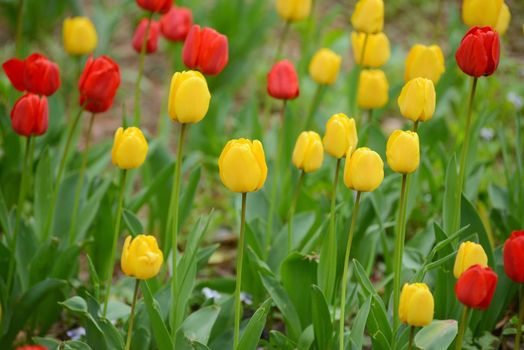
[63,17,98,55]
[386,130,420,174]
[323,114,358,159]
[455,26,500,78]
[111,127,149,170]
[399,283,434,327]
[454,241,488,278]
[132,19,160,54]
[503,231,524,283]
[16,346,48,350]
[182,25,229,76]
[121,235,163,280]
[357,69,389,110]
[136,0,171,13]
[309,48,342,85]
[292,131,324,173]
[160,6,193,42]
[267,60,300,100]
[405,44,445,84]
[78,55,121,113]
[495,3,511,35]
[2,53,60,96]
[168,71,211,124]
[462,0,504,28]
[456,264,498,309]
[276,0,312,22]
[351,0,384,34]
[343,147,384,192]
[10,93,48,137]
[398,77,436,123]
[351,31,390,68]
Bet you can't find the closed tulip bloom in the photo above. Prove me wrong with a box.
[136,0,171,13]
[78,55,121,113]
[351,31,390,68]
[63,17,98,55]
[2,53,60,96]
[160,6,193,42]
[455,26,500,78]
[183,25,229,75]
[323,114,358,159]
[399,283,434,327]
[351,0,384,34]
[455,264,498,309]
[111,127,148,169]
[386,130,420,174]
[121,235,163,280]
[309,48,342,85]
[10,94,48,137]
[462,0,503,28]
[292,131,324,173]
[495,3,511,35]
[454,241,488,278]
[268,60,300,100]
[168,71,211,123]
[398,77,436,122]
[132,19,160,54]
[344,147,384,192]
[405,44,445,83]
[503,231,524,283]
[16,346,48,350]
[358,69,389,109]
[276,0,311,22]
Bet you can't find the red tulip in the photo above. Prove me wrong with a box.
[182,25,229,76]
[16,346,48,350]
[132,19,160,54]
[136,0,171,13]
[10,93,48,137]
[455,264,498,310]
[267,60,300,100]
[455,26,500,78]
[504,230,524,283]
[2,53,60,96]
[160,6,193,42]
[78,55,121,113]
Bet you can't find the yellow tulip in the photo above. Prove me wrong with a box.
[309,48,342,85]
[351,0,384,34]
[276,0,312,22]
[351,31,390,68]
[453,241,488,278]
[323,114,358,159]
[292,131,324,173]
[405,44,445,84]
[358,69,389,109]
[397,77,436,122]
[121,235,163,280]
[386,130,420,174]
[63,17,98,55]
[399,283,434,327]
[495,3,511,35]
[462,0,503,28]
[219,139,268,193]
[111,127,148,170]
[168,71,211,124]
[344,147,384,192]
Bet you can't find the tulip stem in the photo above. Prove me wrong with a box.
[274,21,290,63]
[234,192,248,349]
[355,33,369,121]
[303,84,324,131]
[15,0,25,58]
[339,191,362,350]
[515,286,524,350]
[455,306,469,350]
[413,121,419,133]
[408,326,415,350]
[325,158,341,306]
[125,279,140,350]
[287,170,305,254]
[133,11,154,126]
[103,169,128,318]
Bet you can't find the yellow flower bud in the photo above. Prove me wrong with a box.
[309,48,342,85]
[351,0,384,34]
[399,283,434,327]
[111,127,148,170]
[358,69,389,109]
[462,0,503,28]
[453,241,488,278]
[495,3,511,35]
[168,71,211,124]
[397,77,436,122]
[276,0,312,22]
[63,17,98,55]
[405,44,445,84]
[323,114,358,159]
[121,235,163,280]
[344,147,384,192]
[351,31,390,68]
[219,139,268,193]
[292,131,324,173]
[386,130,420,174]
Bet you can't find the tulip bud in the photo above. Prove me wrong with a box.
[455,26,500,78]
[357,69,389,109]
[78,55,121,113]
[386,130,420,174]
[397,77,436,122]
[168,71,211,124]
[495,3,511,35]
[455,264,498,309]
[462,0,503,28]
[399,283,434,327]
[309,48,342,85]
[292,131,324,173]
[323,114,358,159]
[219,139,268,193]
[453,241,488,278]
[136,0,171,14]
[351,31,390,68]
[10,94,48,137]
[160,6,193,42]
[15,346,48,350]
[63,17,98,55]
[111,127,148,169]
[276,0,312,22]
[183,25,229,76]
[2,53,60,96]
[344,147,384,192]
[405,44,445,84]
[121,235,163,280]
[351,0,384,34]
[267,60,300,100]
[132,19,160,54]
[503,231,524,283]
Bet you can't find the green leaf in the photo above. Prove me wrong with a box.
[123,209,144,236]
[178,166,201,231]
[414,319,458,350]
[63,340,94,350]
[176,305,220,346]
[141,280,174,350]
[317,213,337,304]
[443,156,457,236]
[310,285,332,350]
[34,149,53,239]
[236,298,272,350]
[76,178,111,242]
[61,296,88,313]
[297,325,315,350]
[349,296,371,349]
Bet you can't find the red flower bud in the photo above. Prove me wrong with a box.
[10,93,48,137]
[267,60,300,100]
[2,53,60,96]
[504,231,524,283]
[182,25,229,76]
[455,26,500,78]
[160,6,193,42]
[455,264,498,310]
[132,19,160,54]
[78,55,121,113]
[16,346,48,350]
[136,0,171,13]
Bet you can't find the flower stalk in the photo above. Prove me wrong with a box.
[233,192,248,348]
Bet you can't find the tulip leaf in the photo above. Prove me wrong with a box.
[414,319,458,350]
[350,296,371,349]
[34,148,53,239]
[236,298,272,350]
[296,325,315,350]
[310,285,332,350]
[128,162,174,212]
[442,155,458,236]
[76,178,111,242]
[123,208,144,236]
[141,280,174,350]
[269,330,296,350]
[175,305,220,347]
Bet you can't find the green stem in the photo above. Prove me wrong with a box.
[233,193,248,349]
[133,12,154,126]
[455,306,469,350]
[326,158,341,305]
[515,286,524,350]
[355,33,369,122]
[408,326,415,350]
[339,191,362,350]
[15,0,25,58]
[413,121,419,133]
[274,21,290,63]
[125,279,140,350]
[303,84,324,131]
[287,171,305,254]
